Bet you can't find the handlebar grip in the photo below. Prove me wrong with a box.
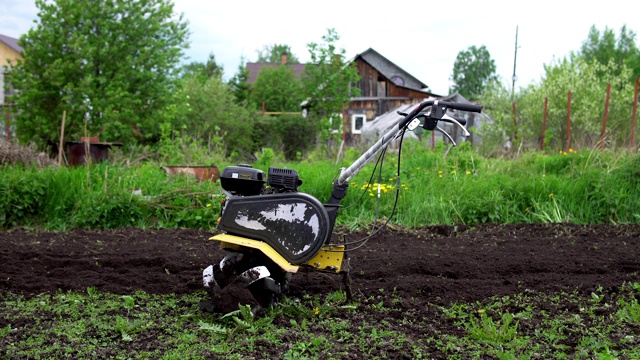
[437,100,483,113]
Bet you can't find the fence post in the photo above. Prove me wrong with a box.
[4,105,10,144]
[632,77,639,150]
[599,83,611,149]
[431,130,435,149]
[541,97,548,151]
[566,91,572,152]
[58,110,66,166]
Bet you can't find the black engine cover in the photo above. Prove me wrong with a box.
[218,193,330,264]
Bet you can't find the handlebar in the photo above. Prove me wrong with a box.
[435,100,483,113]
[337,99,482,185]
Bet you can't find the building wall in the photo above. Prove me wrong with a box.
[1,42,22,106]
[1,42,21,141]
[0,41,22,67]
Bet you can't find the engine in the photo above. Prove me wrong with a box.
[217,165,330,264]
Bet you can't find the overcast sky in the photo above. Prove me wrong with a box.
[1,0,639,95]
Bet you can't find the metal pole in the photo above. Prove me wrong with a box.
[511,26,519,101]
[599,83,611,149]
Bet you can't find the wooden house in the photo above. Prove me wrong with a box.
[245,48,438,144]
[344,48,437,144]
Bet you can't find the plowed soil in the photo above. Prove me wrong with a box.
[1,223,640,357]
[3,224,638,302]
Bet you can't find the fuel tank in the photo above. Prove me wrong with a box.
[218,192,330,264]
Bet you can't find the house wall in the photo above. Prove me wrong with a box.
[344,58,432,145]
[1,42,22,106]
[0,42,22,67]
[1,43,21,141]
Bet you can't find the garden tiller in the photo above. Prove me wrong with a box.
[201,99,482,311]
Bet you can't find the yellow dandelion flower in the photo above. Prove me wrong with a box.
[206,203,212,208]
[466,171,471,175]
[477,309,485,314]
[549,193,554,198]
[314,307,320,315]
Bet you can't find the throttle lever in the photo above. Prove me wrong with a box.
[436,126,457,146]
[441,114,470,137]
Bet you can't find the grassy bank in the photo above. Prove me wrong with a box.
[1,143,639,230]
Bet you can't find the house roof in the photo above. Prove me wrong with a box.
[246,62,306,84]
[245,48,433,96]
[0,34,24,54]
[352,48,430,92]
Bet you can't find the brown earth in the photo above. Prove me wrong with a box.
[0,224,640,304]
[1,223,640,357]
[3,224,638,303]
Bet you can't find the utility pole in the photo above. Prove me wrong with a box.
[511,25,519,101]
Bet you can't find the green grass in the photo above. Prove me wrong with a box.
[3,282,640,359]
[1,142,639,231]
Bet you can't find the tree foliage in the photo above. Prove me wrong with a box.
[515,58,633,150]
[181,53,224,80]
[476,81,514,156]
[9,0,189,147]
[249,65,303,112]
[576,25,640,80]
[301,28,360,137]
[175,75,255,157]
[256,44,299,63]
[450,45,498,100]
[228,56,251,105]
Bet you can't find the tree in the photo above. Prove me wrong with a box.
[301,28,360,137]
[9,0,189,147]
[576,25,640,80]
[175,75,255,156]
[517,58,634,150]
[449,45,498,100]
[228,56,251,105]
[181,53,224,80]
[249,65,302,112]
[256,44,300,63]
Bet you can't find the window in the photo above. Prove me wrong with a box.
[390,75,405,86]
[351,114,366,134]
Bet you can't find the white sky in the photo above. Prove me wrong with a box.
[1,0,639,95]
